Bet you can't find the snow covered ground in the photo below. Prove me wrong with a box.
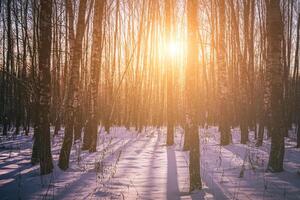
[0,126,300,199]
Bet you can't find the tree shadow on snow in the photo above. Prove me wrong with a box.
[167,147,180,200]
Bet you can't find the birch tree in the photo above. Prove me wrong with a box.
[265,0,285,172]
[186,0,202,191]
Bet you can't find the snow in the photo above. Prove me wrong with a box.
[0,126,300,199]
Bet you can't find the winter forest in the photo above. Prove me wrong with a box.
[0,0,300,199]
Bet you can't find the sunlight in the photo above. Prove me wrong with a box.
[167,41,181,58]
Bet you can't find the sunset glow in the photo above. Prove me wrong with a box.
[167,41,181,58]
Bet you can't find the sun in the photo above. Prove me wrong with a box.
[167,41,181,57]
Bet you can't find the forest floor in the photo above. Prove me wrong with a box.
[0,126,300,200]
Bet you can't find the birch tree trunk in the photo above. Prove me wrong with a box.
[38,0,54,175]
[83,0,105,152]
[266,0,285,172]
[186,0,202,191]
[59,0,87,170]
[218,0,231,145]
[165,0,174,146]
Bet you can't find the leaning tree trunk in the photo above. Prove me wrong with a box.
[186,0,202,191]
[37,0,54,175]
[58,0,87,170]
[83,0,105,152]
[266,0,285,172]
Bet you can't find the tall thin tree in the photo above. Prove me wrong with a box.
[166,0,174,146]
[59,0,87,170]
[83,0,106,152]
[38,0,54,175]
[218,0,231,145]
[265,0,285,172]
[186,0,202,191]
